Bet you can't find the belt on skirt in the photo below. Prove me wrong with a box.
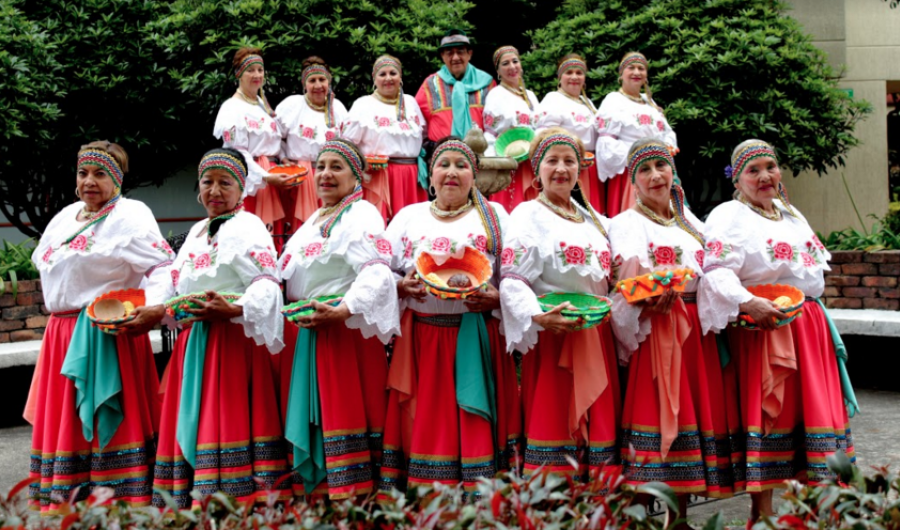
[389,157,418,165]
[51,309,82,318]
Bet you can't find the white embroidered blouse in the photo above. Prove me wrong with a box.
[697,200,830,334]
[279,200,400,344]
[213,97,284,197]
[498,200,612,353]
[33,198,173,313]
[535,91,598,149]
[482,85,540,156]
[150,211,284,353]
[341,94,426,158]
[594,92,677,181]
[275,95,348,162]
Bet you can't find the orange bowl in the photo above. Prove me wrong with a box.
[415,247,493,300]
[87,289,145,335]
[269,164,308,186]
[734,284,805,330]
[365,155,389,172]
[615,268,695,303]
[581,152,595,169]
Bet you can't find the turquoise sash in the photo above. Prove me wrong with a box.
[455,312,498,462]
[284,327,327,492]
[436,64,494,138]
[813,299,860,417]
[175,321,209,467]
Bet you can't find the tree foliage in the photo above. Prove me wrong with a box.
[522,0,872,216]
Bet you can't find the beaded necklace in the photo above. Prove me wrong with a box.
[235,89,274,116]
[538,192,584,223]
[557,89,595,114]
[305,93,327,112]
[430,199,474,218]
[501,82,533,110]
[737,193,782,221]
[618,88,645,104]
[372,91,399,105]
[636,196,675,226]
[65,194,121,245]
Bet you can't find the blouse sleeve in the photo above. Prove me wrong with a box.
[499,229,545,353]
[214,108,267,197]
[697,237,753,335]
[594,101,629,181]
[609,252,650,364]
[228,245,284,353]
[130,231,175,307]
[341,99,367,148]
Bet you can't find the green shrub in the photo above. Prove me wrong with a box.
[0,239,38,296]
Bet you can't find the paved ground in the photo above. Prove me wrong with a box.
[1,389,897,526]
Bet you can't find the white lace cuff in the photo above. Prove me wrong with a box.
[344,262,400,344]
[232,277,284,353]
[610,290,650,365]
[499,277,544,353]
[697,268,753,334]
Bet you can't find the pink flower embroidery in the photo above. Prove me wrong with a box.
[252,250,277,269]
[812,234,825,251]
[282,254,292,271]
[247,118,260,129]
[517,112,531,125]
[42,247,53,263]
[599,250,612,273]
[223,129,232,143]
[801,252,817,268]
[401,237,414,259]
[170,269,180,288]
[771,241,794,261]
[374,238,392,255]
[302,126,315,139]
[399,122,410,131]
[193,253,212,269]
[376,116,391,127]
[695,250,705,269]
[657,120,664,131]
[707,240,724,257]
[304,242,323,257]
[652,245,678,266]
[270,121,278,132]
[68,235,88,251]
[484,114,495,127]
[431,237,452,253]
[325,130,336,141]
[563,245,587,265]
[596,117,606,129]
[638,114,653,126]
[473,235,488,253]
[501,247,516,266]
[573,113,588,123]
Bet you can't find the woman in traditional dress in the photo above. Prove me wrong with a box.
[482,45,539,211]
[610,138,743,521]
[214,47,292,248]
[276,56,348,228]
[343,55,427,222]
[378,137,518,496]
[698,139,858,520]
[499,128,619,479]
[277,138,399,499]
[535,54,602,212]
[28,141,167,513]
[145,148,288,509]
[595,52,677,217]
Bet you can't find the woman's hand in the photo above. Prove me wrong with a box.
[463,283,500,313]
[397,269,427,302]
[641,289,679,315]
[264,173,297,189]
[295,301,352,330]
[739,296,785,331]
[184,291,244,321]
[532,303,582,334]
[117,304,166,335]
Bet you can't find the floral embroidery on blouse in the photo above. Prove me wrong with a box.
[611,254,624,282]
[515,111,534,126]
[766,239,798,263]
[598,249,612,274]
[400,236,416,260]
[300,125,317,139]
[325,130,336,141]
[647,242,682,267]
[656,120,664,132]
[800,251,819,268]
[301,241,327,260]
[171,269,180,288]
[557,242,591,266]
[246,116,265,130]
[281,254,292,271]
[695,249,705,270]
[152,240,175,258]
[500,246,525,267]
[572,112,591,124]
[484,113,496,127]
[250,247,277,271]
[637,114,653,126]
[41,247,54,264]
[596,117,606,129]
[468,233,488,254]
[428,236,457,254]
[367,234,393,255]
[705,239,733,260]
[374,116,393,128]
[67,232,96,253]
[186,243,218,271]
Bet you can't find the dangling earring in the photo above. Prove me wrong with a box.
[531,178,544,191]
[777,181,797,217]
[75,188,81,198]
[429,184,436,196]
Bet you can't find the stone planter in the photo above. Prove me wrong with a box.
[0,280,48,343]
[824,250,900,310]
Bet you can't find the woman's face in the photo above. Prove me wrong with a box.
[374,66,401,99]
[76,164,117,210]
[538,144,580,199]
[305,74,329,106]
[560,68,585,97]
[633,157,674,206]
[736,157,782,206]
[621,62,647,94]
[315,152,358,207]
[498,53,522,87]
[199,168,242,218]
[239,63,265,96]
[431,151,475,207]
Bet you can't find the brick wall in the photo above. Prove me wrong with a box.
[824,251,900,310]
[0,280,48,343]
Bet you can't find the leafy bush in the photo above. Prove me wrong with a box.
[522,0,871,217]
[0,239,38,296]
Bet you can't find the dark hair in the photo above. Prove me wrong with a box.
[232,47,263,73]
[302,55,328,71]
[79,140,129,174]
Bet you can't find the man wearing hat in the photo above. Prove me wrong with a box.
[415,29,496,143]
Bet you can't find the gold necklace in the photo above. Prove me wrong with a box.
[738,194,782,221]
[318,203,339,219]
[305,93,326,112]
[80,206,100,220]
[430,200,473,218]
[636,196,675,226]
[235,89,258,105]
[501,82,524,96]
[558,89,584,104]
[372,91,399,105]
[618,88,645,104]
[538,192,584,223]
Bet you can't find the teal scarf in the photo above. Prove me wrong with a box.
[175,321,210,467]
[436,64,494,139]
[814,299,860,417]
[455,313,498,462]
[60,309,123,449]
[284,327,327,492]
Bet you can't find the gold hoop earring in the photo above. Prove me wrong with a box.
[531,178,544,191]
[197,194,203,205]
[75,188,81,198]
[429,185,436,196]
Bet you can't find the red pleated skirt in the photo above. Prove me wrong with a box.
[520,323,620,478]
[490,162,536,213]
[28,313,160,514]
[729,300,855,491]
[152,321,289,509]
[604,171,636,218]
[379,314,512,495]
[242,155,292,252]
[621,302,744,497]
[390,163,428,221]
[581,164,605,214]
[276,322,389,499]
[290,160,319,229]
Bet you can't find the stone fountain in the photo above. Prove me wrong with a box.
[463,127,519,196]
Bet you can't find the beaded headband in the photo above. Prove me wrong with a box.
[372,57,402,79]
[557,58,586,78]
[530,134,583,174]
[493,46,519,71]
[726,141,777,184]
[302,64,331,86]
[627,142,674,183]
[199,152,248,192]
[78,149,124,190]
[318,139,365,182]
[618,52,648,74]
[430,140,478,176]
[235,54,264,79]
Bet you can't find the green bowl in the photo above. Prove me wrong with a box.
[496,127,535,162]
[537,292,612,331]
[164,292,242,324]
[282,295,344,324]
